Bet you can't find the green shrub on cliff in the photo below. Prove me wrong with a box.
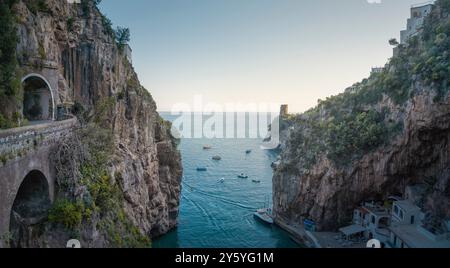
[115,27,130,50]
[25,0,49,15]
[285,1,449,170]
[438,0,450,13]
[48,199,85,230]
[326,111,387,165]
[285,109,393,170]
[0,0,19,97]
[50,123,151,247]
[0,0,23,130]
[101,14,114,37]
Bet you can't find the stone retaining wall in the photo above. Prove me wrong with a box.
[0,118,78,166]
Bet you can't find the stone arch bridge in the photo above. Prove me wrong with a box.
[0,72,77,248]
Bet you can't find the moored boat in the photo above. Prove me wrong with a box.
[197,167,208,171]
[237,173,249,179]
[254,208,273,225]
[212,156,222,161]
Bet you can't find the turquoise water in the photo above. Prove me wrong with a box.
[154,113,299,248]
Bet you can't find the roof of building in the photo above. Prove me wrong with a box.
[389,225,450,248]
[361,203,390,217]
[394,200,421,213]
[339,225,367,236]
[411,2,434,9]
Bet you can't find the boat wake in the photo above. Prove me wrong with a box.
[181,193,227,234]
[182,181,257,210]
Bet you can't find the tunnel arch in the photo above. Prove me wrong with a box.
[21,74,55,121]
[9,170,52,248]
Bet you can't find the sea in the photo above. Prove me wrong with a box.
[153,112,299,248]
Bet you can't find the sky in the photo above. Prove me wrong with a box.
[99,0,423,113]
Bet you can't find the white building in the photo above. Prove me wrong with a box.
[352,202,391,242]
[391,200,423,225]
[370,67,384,75]
[337,202,391,245]
[389,200,450,248]
[400,3,434,44]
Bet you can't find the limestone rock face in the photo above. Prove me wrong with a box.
[273,89,450,231]
[13,0,182,244]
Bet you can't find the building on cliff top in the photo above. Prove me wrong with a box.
[400,2,434,44]
[370,67,384,75]
[280,105,289,118]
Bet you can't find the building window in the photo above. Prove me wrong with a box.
[400,210,404,220]
[371,216,376,224]
[411,216,415,225]
[394,205,399,215]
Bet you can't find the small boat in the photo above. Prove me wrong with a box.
[196,167,207,172]
[203,145,212,150]
[212,156,222,161]
[218,178,225,183]
[254,208,273,225]
[238,173,249,179]
[246,150,252,154]
[252,180,261,183]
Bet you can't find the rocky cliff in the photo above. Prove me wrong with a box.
[273,1,450,232]
[9,0,182,247]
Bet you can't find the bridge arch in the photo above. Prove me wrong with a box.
[9,170,52,248]
[21,73,56,121]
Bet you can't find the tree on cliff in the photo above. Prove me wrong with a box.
[0,0,19,97]
[115,27,131,50]
[0,0,21,129]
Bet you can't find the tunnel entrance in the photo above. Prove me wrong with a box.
[22,75,54,122]
[9,170,52,248]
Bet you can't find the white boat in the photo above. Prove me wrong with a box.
[253,208,273,225]
[238,173,249,179]
[260,142,280,150]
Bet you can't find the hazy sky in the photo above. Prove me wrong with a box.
[100,0,422,113]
